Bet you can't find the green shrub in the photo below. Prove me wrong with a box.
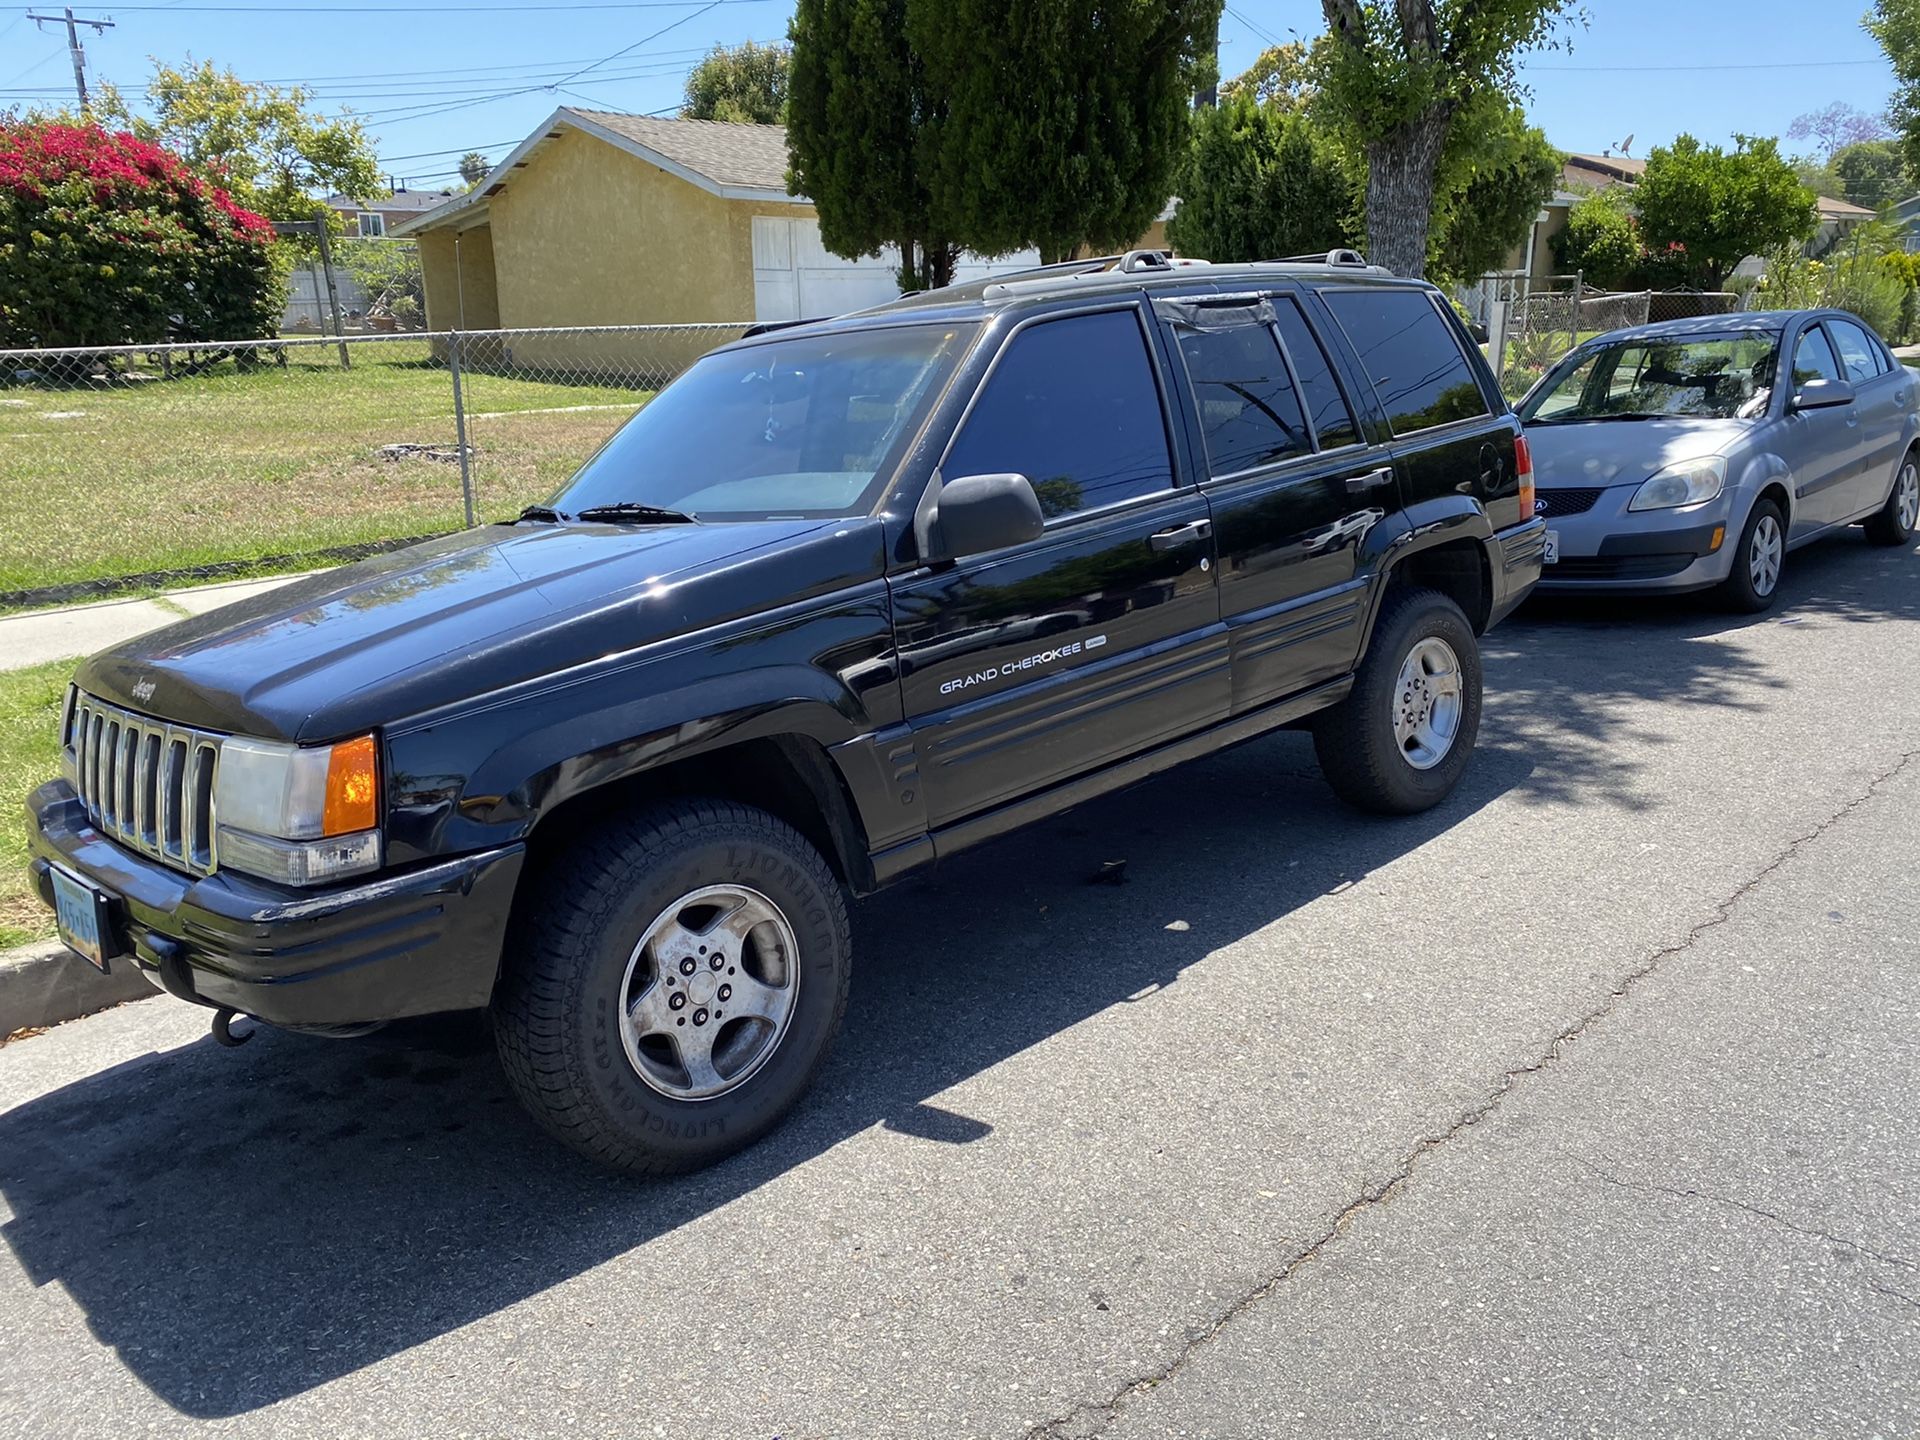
[0,119,279,349]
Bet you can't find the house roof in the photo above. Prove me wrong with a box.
[1815,194,1876,220]
[326,187,459,214]
[395,108,801,236]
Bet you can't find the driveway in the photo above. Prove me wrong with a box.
[1,534,1916,1438]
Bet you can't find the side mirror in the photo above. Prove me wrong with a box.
[921,472,1044,559]
[1791,377,1856,411]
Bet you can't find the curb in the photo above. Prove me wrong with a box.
[0,939,156,1037]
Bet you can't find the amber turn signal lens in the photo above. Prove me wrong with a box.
[1709,525,1726,552]
[1514,434,1535,520]
[322,734,379,836]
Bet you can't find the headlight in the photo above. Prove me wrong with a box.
[214,733,381,886]
[1627,456,1727,512]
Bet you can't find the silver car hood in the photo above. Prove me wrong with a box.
[1526,418,1754,488]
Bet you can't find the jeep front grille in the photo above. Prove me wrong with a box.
[61,688,223,877]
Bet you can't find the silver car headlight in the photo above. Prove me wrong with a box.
[214,733,382,886]
[1627,456,1727,512]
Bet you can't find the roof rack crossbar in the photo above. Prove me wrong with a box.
[1264,248,1371,267]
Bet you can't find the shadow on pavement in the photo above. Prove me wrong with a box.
[1487,530,1919,811]
[0,729,1526,1418]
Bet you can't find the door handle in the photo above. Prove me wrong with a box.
[1148,518,1212,551]
[1345,466,1395,495]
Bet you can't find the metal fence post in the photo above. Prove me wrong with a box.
[448,330,476,528]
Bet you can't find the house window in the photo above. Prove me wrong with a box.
[356,211,386,238]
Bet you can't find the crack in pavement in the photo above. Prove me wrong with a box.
[1022,747,1920,1440]
[1575,1158,1918,1275]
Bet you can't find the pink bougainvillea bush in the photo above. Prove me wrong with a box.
[0,120,280,349]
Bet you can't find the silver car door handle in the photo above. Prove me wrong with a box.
[1345,466,1395,495]
[1148,518,1212,551]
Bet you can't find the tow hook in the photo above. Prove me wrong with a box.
[211,1007,254,1047]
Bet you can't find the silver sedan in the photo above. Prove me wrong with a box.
[1516,309,1920,611]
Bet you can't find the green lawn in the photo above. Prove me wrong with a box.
[0,341,656,596]
[0,659,73,949]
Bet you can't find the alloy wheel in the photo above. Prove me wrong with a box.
[618,884,800,1101]
[1392,636,1464,771]
[1898,461,1919,534]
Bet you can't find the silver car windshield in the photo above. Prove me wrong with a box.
[1521,334,1780,424]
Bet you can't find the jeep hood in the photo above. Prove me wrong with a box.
[77,518,885,741]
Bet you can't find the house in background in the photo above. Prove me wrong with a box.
[396,108,1045,334]
[325,187,460,239]
[1500,150,1875,285]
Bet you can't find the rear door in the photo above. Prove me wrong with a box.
[1825,315,1909,517]
[890,304,1228,829]
[1154,291,1385,712]
[1316,285,1515,527]
[1783,321,1862,531]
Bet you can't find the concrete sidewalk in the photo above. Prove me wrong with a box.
[0,570,319,673]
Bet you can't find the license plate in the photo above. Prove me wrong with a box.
[1543,529,1560,565]
[50,866,117,973]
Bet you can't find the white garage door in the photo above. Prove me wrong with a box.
[751,216,1041,322]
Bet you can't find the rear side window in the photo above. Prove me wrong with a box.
[1323,289,1490,435]
[1174,321,1311,475]
[1792,327,1844,385]
[947,310,1174,519]
[1827,318,1886,381]
[1272,297,1359,449]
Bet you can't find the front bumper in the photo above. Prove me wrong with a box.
[26,780,524,1026]
[1535,486,1735,593]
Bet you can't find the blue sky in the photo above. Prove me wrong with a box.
[0,0,1896,191]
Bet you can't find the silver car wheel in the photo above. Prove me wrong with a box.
[1748,512,1783,597]
[1897,461,1919,534]
[1392,636,1463,771]
[617,883,800,1102]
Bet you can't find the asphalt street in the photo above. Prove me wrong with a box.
[1,531,1916,1439]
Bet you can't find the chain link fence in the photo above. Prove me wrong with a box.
[1464,273,1656,400]
[0,324,748,607]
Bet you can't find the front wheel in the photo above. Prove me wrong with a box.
[1864,453,1919,546]
[493,799,851,1175]
[1717,497,1786,613]
[1312,586,1483,815]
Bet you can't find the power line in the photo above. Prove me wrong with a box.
[80,0,768,9]
[1528,58,1884,72]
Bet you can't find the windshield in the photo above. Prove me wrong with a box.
[1520,333,1780,424]
[551,323,973,520]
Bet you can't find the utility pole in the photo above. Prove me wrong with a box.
[26,8,114,111]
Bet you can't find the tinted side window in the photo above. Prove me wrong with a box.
[1323,289,1490,435]
[1272,297,1359,449]
[1827,318,1885,381]
[947,310,1174,520]
[1793,327,1844,385]
[1175,321,1310,475]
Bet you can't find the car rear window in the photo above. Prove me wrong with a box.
[945,309,1175,520]
[1323,288,1490,435]
[1174,320,1312,475]
[1272,297,1359,450]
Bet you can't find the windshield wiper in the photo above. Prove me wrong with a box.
[514,503,567,523]
[574,502,699,525]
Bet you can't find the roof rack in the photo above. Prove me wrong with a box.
[1264,248,1372,268]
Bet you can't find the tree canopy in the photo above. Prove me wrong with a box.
[1634,135,1817,290]
[1549,187,1641,288]
[911,0,1220,262]
[1787,102,1893,163]
[1216,40,1319,111]
[1832,139,1911,211]
[458,151,491,186]
[681,40,792,124]
[1312,0,1578,276]
[1427,93,1558,281]
[95,59,380,223]
[1869,0,1920,175]
[0,119,279,347]
[1166,91,1357,262]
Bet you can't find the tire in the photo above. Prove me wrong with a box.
[1864,452,1919,547]
[1311,585,1482,815]
[1717,497,1786,613]
[493,798,851,1175]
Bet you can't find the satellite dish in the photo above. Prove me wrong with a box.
[1616,133,1635,157]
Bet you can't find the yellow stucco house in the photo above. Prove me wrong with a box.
[396,107,1053,340]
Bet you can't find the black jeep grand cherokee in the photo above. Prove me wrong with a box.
[27,251,1544,1173]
